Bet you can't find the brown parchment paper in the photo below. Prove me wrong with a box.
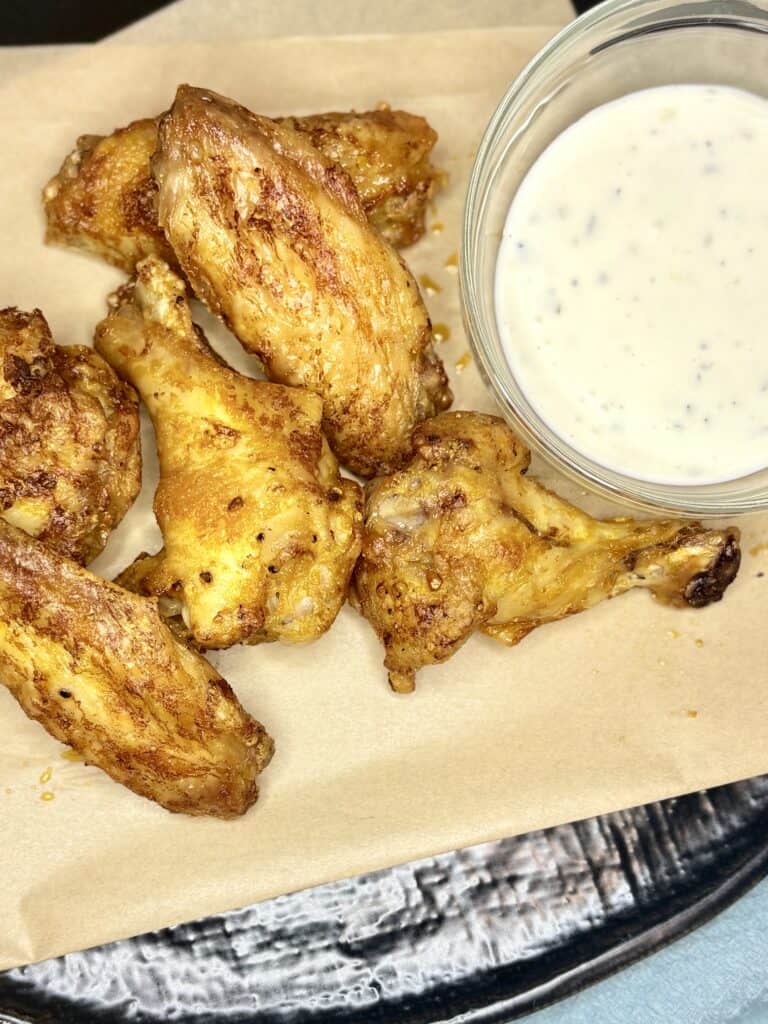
[105,0,573,43]
[1,24,768,972]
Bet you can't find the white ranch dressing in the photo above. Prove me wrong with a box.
[495,84,768,485]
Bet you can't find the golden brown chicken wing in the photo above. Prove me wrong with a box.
[95,256,362,649]
[0,307,140,564]
[352,412,741,692]
[279,106,440,247]
[0,519,273,817]
[42,118,172,274]
[43,105,440,273]
[153,85,451,477]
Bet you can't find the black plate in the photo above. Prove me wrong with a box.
[3,774,768,1023]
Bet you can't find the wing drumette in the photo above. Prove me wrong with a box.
[95,257,361,649]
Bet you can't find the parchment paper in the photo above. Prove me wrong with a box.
[1,24,767,972]
[103,0,572,43]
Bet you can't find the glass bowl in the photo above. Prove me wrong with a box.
[461,0,768,517]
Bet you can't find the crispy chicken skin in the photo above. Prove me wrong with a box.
[95,257,362,649]
[153,85,451,477]
[352,412,741,692]
[0,519,273,817]
[43,118,173,274]
[0,308,140,564]
[43,106,439,273]
[279,107,440,248]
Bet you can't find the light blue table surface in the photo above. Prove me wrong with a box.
[528,874,768,1023]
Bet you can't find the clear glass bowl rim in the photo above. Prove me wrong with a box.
[460,0,768,517]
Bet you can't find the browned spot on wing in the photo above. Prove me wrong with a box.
[0,308,141,564]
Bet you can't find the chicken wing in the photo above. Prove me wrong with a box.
[153,85,451,476]
[0,519,273,817]
[43,118,172,274]
[95,256,362,649]
[352,412,741,692]
[279,107,440,248]
[43,105,440,273]
[0,307,140,564]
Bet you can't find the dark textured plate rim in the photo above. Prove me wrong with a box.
[461,837,768,1023]
[2,811,767,1024]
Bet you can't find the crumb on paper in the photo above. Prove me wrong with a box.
[60,750,84,762]
[431,221,444,234]
[444,250,458,270]
[686,709,699,718]
[433,322,451,344]
[455,351,472,373]
[40,791,55,802]
[39,767,52,785]
[694,638,704,648]
[668,629,680,639]
[419,273,442,295]
[750,542,768,556]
